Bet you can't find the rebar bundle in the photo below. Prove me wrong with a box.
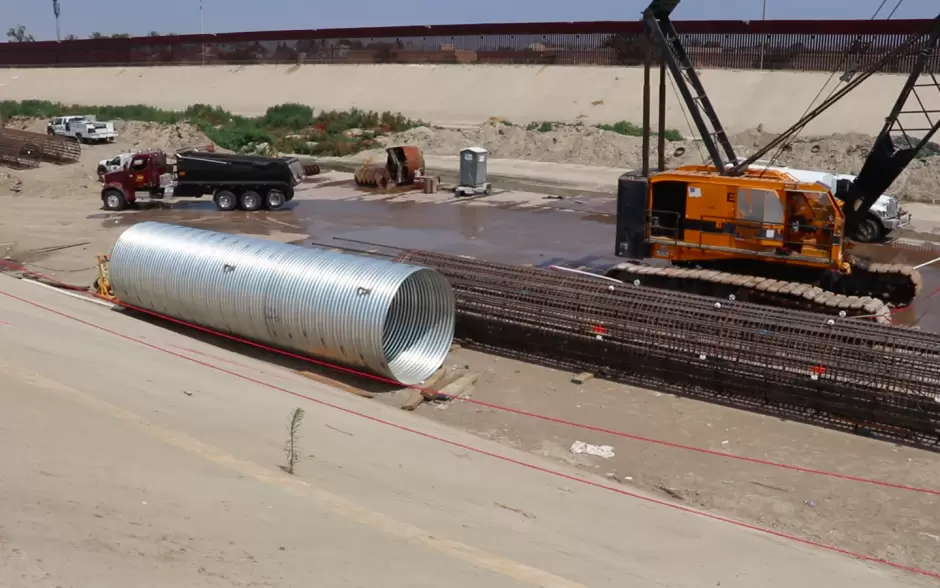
[0,128,81,165]
[394,249,940,446]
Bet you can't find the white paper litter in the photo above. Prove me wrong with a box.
[570,441,615,459]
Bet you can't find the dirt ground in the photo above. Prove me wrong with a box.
[3,276,927,588]
[1,119,939,578]
[376,122,940,202]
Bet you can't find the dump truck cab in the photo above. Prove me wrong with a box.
[100,150,171,211]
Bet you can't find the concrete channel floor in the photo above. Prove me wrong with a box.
[0,276,931,588]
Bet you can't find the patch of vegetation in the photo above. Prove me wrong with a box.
[595,120,684,141]
[526,121,557,133]
[518,119,683,141]
[0,100,427,157]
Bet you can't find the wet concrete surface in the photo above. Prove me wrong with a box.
[90,183,940,332]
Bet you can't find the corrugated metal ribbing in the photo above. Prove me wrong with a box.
[108,222,455,385]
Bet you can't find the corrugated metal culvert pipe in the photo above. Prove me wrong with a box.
[108,222,456,385]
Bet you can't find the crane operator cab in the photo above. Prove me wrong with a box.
[781,189,837,257]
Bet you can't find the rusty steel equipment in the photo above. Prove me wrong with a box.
[389,248,940,447]
[386,145,424,185]
[354,145,425,188]
[354,163,391,187]
[108,223,456,386]
[302,163,321,176]
[0,128,81,165]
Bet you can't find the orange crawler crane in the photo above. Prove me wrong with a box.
[606,0,940,320]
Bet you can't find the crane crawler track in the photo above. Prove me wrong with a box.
[604,262,893,324]
[843,255,923,305]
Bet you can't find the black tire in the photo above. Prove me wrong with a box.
[285,187,295,201]
[853,217,882,243]
[102,188,127,211]
[213,189,238,212]
[239,190,263,211]
[264,189,286,210]
[76,134,84,144]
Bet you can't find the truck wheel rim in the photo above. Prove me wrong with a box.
[246,196,258,209]
[221,196,233,208]
[107,195,120,208]
[269,193,283,206]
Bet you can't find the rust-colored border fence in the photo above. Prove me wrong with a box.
[0,19,936,73]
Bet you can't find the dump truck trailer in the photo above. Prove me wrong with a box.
[171,150,305,211]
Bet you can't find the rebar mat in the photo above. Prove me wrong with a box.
[395,249,940,448]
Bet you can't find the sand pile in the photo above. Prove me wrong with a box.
[111,121,214,151]
[381,122,940,202]
[2,117,213,152]
[725,130,940,203]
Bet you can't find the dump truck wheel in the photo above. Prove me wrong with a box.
[213,189,237,212]
[239,190,262,212]
[265,189,286,210]
[102,188,127,211]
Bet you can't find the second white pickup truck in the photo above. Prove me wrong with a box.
[47,115,118,144]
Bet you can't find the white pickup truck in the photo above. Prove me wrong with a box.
[96,151,139,177]
[47,115,118,144]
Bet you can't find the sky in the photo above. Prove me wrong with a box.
[1,0,936,41]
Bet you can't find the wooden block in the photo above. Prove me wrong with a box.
[571,372,594,385]
[400,389,426,411]
[436,371,480,402]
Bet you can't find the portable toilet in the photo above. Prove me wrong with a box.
[459,147,488,188]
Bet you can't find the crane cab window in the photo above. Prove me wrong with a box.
[786,191,835,223]
[736,188,784,226]
[130,158,147,171]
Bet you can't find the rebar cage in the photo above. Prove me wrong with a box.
[0,128,81,165]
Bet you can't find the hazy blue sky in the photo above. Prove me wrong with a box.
[2,0,936,41]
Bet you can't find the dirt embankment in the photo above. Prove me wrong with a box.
[2,116,938,202]
[379,123,940,202]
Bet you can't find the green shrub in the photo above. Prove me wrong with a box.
[263,103,314,130]
[595,120,683,141]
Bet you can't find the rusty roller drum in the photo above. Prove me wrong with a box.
[108,222,456,385]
